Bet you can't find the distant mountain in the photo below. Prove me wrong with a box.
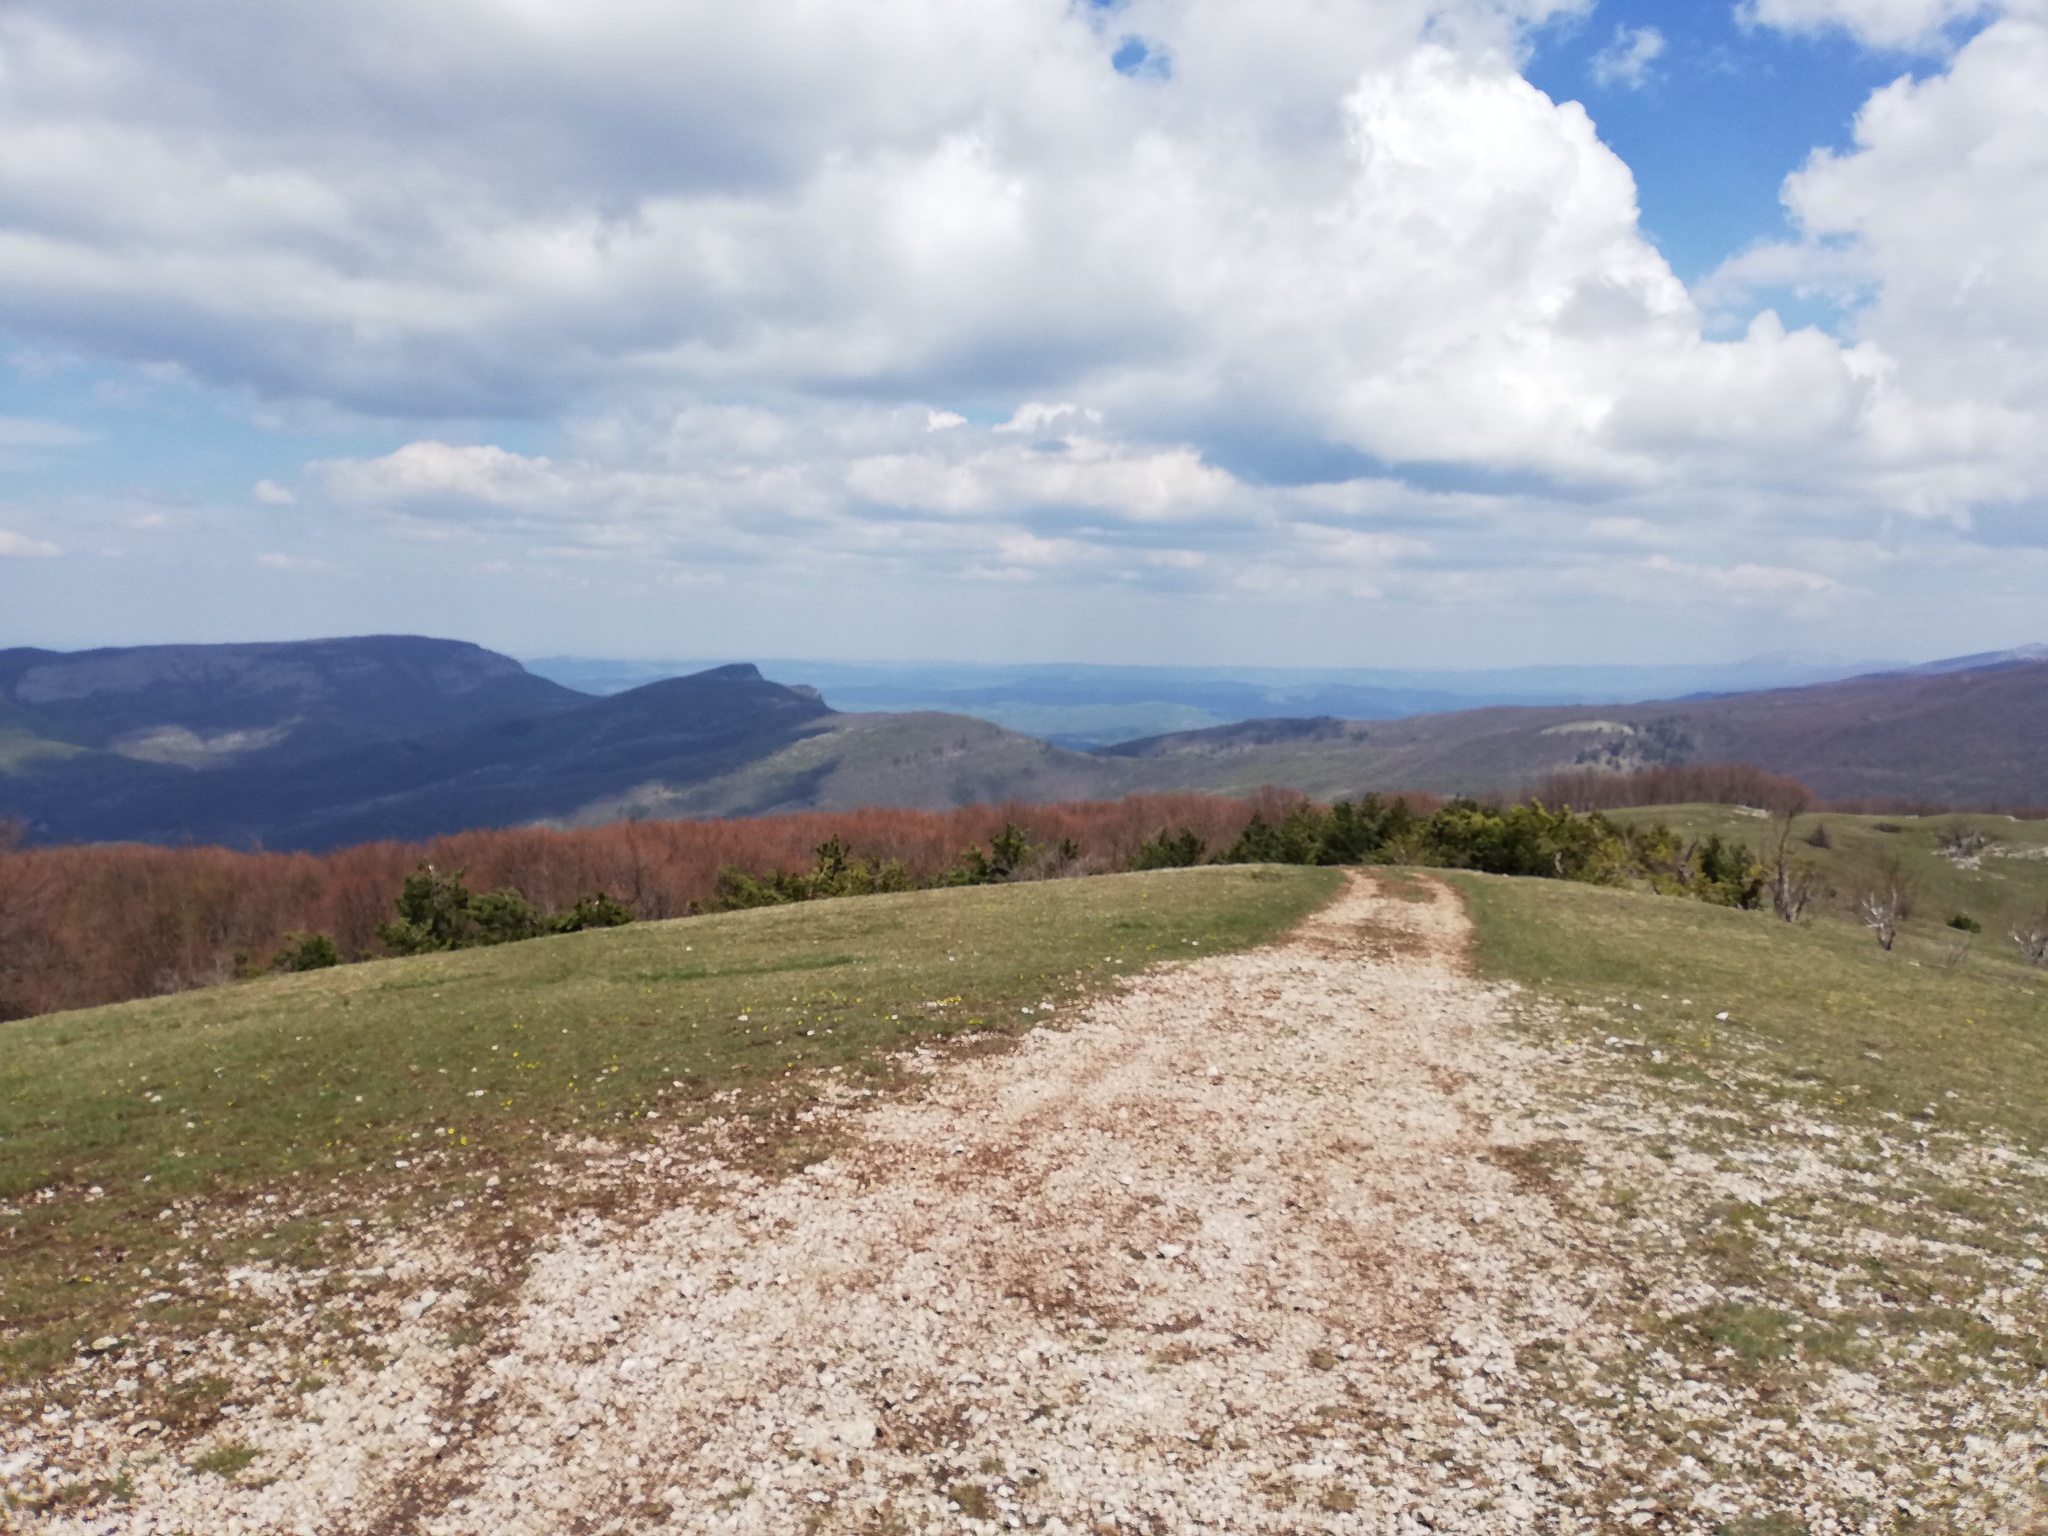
[6,637,2046,849]
[0,640,838,847]
[0,636,582,759]
[131,664,836,849]
[555,712,1129,825]
[1094,656,2048,808]
[524,653,1899,748]
[1902,644,2048,676]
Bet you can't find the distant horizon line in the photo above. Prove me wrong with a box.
[8,633,2047,681]
[519,649,1916,675]
[519,649,1967,680]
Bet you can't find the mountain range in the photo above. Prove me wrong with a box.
[524,652,1910,748]
[2,635,2044,848]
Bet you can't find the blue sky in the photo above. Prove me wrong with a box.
[1524,2,1978,284]
[0,0,2042,669]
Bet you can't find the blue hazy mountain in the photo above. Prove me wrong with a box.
[0,638,833,848]
[6,636,2046,849]
[524,653,1903,748]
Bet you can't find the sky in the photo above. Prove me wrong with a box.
[0,0,2044,669]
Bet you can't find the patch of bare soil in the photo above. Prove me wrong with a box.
[11,875,2047,1533]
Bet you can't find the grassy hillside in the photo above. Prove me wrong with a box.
[1455,803,2048,1145]
[565,710,1139,822]
[1611,803,2048,956]
[1444,843,2048,1518]
[1103,658,2048,806]
[0,865,1341,1380]
[0,728,77,773]
[1453,863,2048,1146]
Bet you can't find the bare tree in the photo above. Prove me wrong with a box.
[2015,910,2048,968]
[1765,785,1820,922]
[1859,860,1914,951]
[1937,820,1991,867]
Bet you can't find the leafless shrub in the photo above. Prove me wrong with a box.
[1766,792,1822,923]
[1771,861,1823,923]
[1858,862,1915,951]
[1937,822,1992,866]
[2014,912,2048,968]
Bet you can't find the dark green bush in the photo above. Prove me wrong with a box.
[1948,913,1983,933]
[949,823,1035,885]
[1422,800,1626,881]
[1217,794,1426,868]
[1689,833,1767,909]
[1213,794,1762,908]
[713,823,1070,910]
[1218,805,1330,865]
[554,892,635,931]
[712,836,917,910]
[269,932,340,972]
[1324,794,1422,862]
[378,863,636,954]
[1132,826,1206,870]
[468,887,548,946]
[378,864,479,955]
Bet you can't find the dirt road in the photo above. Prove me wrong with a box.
[23,873,2047,1534]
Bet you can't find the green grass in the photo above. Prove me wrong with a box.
[1609,803,2048,956]
[187,1442,260,1479]
[1448,866,2048,1147]
[0,865,1340,1380]
[1448,853,2048,1524]
[0,728,79,773]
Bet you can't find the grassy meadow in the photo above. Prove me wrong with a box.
[1454,878,2048,1149]
[0,864,1342,1379]
[1445,811,2048,1524]
[1530,805,2048,1143]
[1611,802,2048,952]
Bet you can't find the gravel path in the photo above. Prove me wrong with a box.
[16,873,2048,1533]
[406,872,1571,1536]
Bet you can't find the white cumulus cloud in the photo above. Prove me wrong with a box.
[1705,16,2048,516]
[1740,0,2002,51]
[0,0,2043,654]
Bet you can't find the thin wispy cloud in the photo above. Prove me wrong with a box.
[1591,25,1667,89]
[1739,0,1997,51]
[0,529,62,559]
